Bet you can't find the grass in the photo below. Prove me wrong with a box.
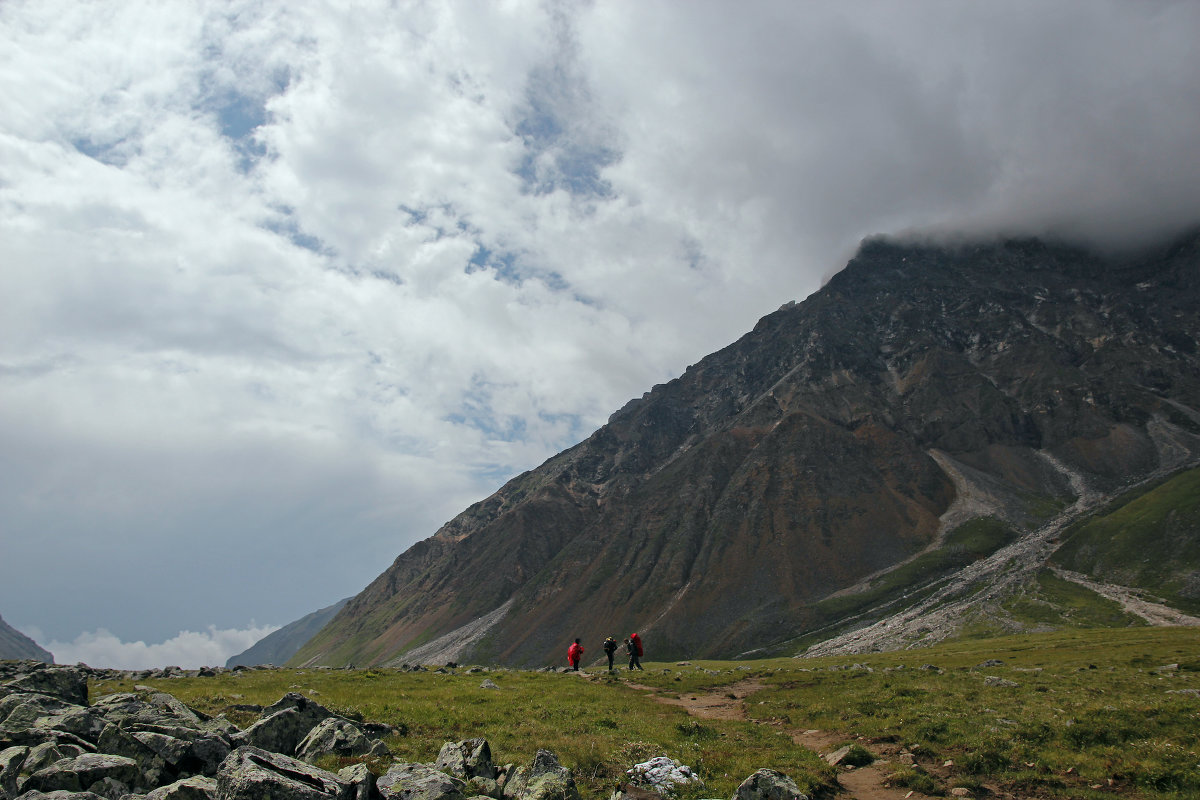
[1053,467,1200,614]
[1004,569,1148,629]
[90,627,1200,800]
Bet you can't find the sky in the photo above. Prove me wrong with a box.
[2,1,1199,670]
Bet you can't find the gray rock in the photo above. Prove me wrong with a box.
[96,724,172,788]
[12,791,108,799]
[230,695,334,756]
[337,764,375,800]
[983,676,1019,688]
[143,776,217,800]
[81,776,130,800]
[21,753,143,796]
[297,718,388,764]
[479,681,499,691]
[377,762,468,800]
[501,751,578,800]
[732,769,807,800]
[215,746,351,800]
[436,740,496,781]
[1,746,27,796]
[24,743,84,775]
[2,670,88,707]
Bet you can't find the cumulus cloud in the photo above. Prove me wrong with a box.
[46,624,279,670]
[2,0,1198,646]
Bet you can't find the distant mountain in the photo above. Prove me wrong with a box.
[0,614,53,663]
[226,598,350,668]
[293,230,1200,668]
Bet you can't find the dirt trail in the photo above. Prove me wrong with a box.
[630,678,942,800]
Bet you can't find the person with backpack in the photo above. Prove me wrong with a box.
[625,635,643,670]
[567,638,584,671]
[602,636,618,670]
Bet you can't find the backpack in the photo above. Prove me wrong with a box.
[631,633,643,656]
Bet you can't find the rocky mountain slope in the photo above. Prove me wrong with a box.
[226,598,350,668]
[293,231,1200,668]
[0,614,52,663]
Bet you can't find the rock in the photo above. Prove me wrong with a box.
[337,763,375,800]
[950,788,974,797]
[95,725,173,788]
[975,660,1004,669]
[501,750,579,800]
[624,757,702,794]
[14,791,108,799]
[215,746,351,800]
[21,753,144,796]
[983,676,1019,688]
[377,762,468,800]
[732,769,808,800]
[608,785,663,800]
[230,695,335,756]
[480,680,499,691]
[296,718,389,763]
[436,739,496,781]
[142,775,217,800]
[2,669,89,707]
[1,746,27,796]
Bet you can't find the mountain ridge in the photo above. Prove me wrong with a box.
[293,230,1200,668]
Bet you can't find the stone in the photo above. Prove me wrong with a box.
[143,775,217,800]
[732,769,808,800]
[1,669,89,707]
[983,676,1019,688]
[501,750,579,800]
[215,746,351,800]
[20,753,143,796]
[337,763,375,800]
[377,762,468,800]
[13,791,108,799]
[296,718,388,763]
[624,757,702,794]
[230,695,335,756]
[480,680,499,690]
[96,724,173,787]
[436,739,496,781]
[1,746,27,796]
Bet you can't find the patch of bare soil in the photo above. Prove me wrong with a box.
[630,679,948,800]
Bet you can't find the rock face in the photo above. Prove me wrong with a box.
[225,599,351,669]
[0,615,53,664]
[293,231,1200,668]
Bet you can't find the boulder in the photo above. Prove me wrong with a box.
[1,669,89,706]
[230,694,334,756]
[624,757,702,795]
[20,753,143,796]
[436,739,496,781]
[296,718,388,764]
[14,791,108,799]
[337,763,375,800]
[1,746,27,796]
[377,762,468,800]
[96,724,173,788]
[501,750,579,800]
[732,769,808,800]
[143,775,217,800]
[24,742,86,775]
[215,746,351,800]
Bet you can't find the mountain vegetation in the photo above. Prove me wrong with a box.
[292,231,1200,669]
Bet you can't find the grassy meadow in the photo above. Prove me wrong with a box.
[91,627,1200,799]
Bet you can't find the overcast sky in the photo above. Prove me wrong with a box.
[3,1,1199,669]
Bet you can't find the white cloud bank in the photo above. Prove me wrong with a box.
[2,0,1199,647]
[46,624,280,671]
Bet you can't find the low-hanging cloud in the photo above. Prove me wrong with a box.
[45,624,280,671]
[2,0,1198,648]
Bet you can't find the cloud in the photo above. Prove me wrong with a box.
[46,624,279,670]
[2,0,1198,647]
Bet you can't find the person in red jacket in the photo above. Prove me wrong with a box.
[626,633,644,670]
[567,638,584,671]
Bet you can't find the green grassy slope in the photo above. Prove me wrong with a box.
[1053,468,1200,613]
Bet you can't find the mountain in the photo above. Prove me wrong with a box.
[293,231,1200,668]
[225,597,351,668]
[0,614,53,663]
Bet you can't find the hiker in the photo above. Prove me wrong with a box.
[625,636,643,670]
[602,636,618,670]
[630,632,644,669]
[567,638,584,671]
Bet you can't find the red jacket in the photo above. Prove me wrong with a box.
[567,642,583,664]
[630,633,643,656]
